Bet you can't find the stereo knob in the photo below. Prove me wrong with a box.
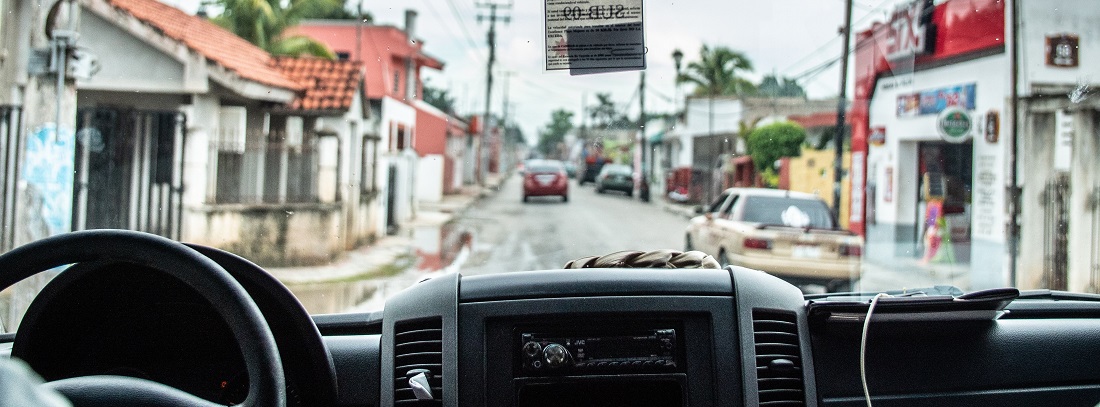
[523,341,542,358]
[543,343,569,367]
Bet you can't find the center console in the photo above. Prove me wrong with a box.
[511,321,686,407]
[459,296,738,406]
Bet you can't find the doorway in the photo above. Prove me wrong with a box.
[916,141,973,263]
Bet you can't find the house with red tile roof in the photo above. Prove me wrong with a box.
[70,0,382,264]
[289,12,474,208]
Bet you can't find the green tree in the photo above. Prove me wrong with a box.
[423,83,456,114]
[676,45,756,97]
[538,109,574,156]
[757,74,806,98]
[746,122,806,173]
[203,0,344,58]
[588,93,630,128]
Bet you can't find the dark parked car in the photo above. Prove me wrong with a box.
[522,160,569,203]
[595,164,634,196]
[578,159,606,185]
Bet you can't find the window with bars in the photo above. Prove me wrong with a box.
[212,112,323,205]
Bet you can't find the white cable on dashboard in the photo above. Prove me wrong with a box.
[860,293,888,407]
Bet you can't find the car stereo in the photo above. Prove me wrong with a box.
[518,328,678,374]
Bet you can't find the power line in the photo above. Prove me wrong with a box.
[780,0,892,76]
[444,0,486,59]
[425,0,484,64]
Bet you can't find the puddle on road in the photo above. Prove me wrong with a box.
[285,220,475,315]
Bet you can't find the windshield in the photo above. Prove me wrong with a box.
[0,0,1093,328]
[601,164,632,175]
[528,161,564,173]
[741,196,835,230]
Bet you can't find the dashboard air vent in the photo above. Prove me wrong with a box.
[393,317,443,405]
[752,309,805,406]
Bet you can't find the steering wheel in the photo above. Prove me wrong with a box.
[0,230,285,407]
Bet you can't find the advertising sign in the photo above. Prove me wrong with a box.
[869,126,886,146]
[1045,34,1080,68]
[937,107,973,143]
[883,0,936,61]
[1054,109,1073,172]
[545,0,645,74]
[896,83,976,117]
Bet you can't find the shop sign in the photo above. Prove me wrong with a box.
[896,83,976,117]
[869,126,886,146]
[937,107,972,143]
[984,110,999,143]
[850,152,865,223]
[884,166,894,203]
[883,0,936,61]
[1046,34,1080,68]
[1054,110,1073,172]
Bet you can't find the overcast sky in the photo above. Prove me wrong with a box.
[163,0,895,143]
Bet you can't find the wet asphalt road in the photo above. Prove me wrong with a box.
[457,176,690,275]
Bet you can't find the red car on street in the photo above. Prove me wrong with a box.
[522,160,569,203]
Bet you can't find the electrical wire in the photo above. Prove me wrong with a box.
[444,0,485,58]
[860,292,889,407]
[780,0,892,77]
[425,0,484,64]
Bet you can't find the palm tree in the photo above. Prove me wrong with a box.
[675,45,755,155]
[203,0,344,59]
[676,45,755,97]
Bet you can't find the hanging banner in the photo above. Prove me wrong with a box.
[896,83,976,117]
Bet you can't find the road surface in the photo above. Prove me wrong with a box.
[457,176,688,275]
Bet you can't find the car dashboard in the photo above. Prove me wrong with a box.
[323,265,1100,407]
[6,256,1100,406]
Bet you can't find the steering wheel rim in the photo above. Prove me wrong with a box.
[0,230,285,407]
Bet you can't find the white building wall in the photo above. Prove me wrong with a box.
[377,96,417,232]
[179,94,221,242]
[682,98,744,137]
[866,53,1009,288]
[417,154,444,203]
[1019,0,1100,93]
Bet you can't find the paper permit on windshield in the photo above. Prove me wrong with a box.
[544,0,645,75]
[781,206,811,228]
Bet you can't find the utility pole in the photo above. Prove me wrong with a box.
[639,71,649,202]
[832,0,854,222]
[477,1,511,184]
[500,71,513,166]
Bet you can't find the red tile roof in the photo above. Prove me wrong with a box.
[275,56,364,111]
[105,0,302,91]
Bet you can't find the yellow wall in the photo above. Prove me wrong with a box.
[786,150,851,228]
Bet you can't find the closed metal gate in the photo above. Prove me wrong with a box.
[1042,174,1070,290]
[0,106,23,252]
[75,109,185,240]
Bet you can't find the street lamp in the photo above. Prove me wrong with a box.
[672,49,683,111]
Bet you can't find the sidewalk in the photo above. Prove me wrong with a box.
[267,174,509,285]
[659,199,700,219]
